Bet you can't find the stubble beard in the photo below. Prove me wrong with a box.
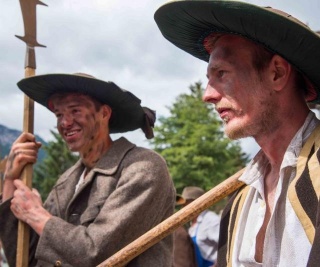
[224,101,279,140]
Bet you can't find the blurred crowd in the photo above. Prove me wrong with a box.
[173,186,221,267]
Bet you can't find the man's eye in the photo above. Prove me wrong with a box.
[217,70,225,78]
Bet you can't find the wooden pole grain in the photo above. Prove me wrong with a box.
[97,168,245,267]
[0,158,7,194]
[15,0,46,264]
[16,68,36,267]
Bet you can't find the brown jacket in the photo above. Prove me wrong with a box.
[0,137,175,267]
[172,226,197,267]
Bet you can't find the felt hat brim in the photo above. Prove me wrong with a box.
[176,194,186,205]
[17,73,155,138]
[154,0,320,103]
[175,186,205,205]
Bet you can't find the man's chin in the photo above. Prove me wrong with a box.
[66,142,80,152]
[224,123,248,140]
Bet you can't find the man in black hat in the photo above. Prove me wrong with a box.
[0,73,175,267]
[155,1,320,266]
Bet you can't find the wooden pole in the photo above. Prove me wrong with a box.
[97,168,245,267]
[15,1,46,265]
[16,67,35,267]
[0,157,7,194]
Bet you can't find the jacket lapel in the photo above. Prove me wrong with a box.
[51,137,136,219]
[288,125,320,244]
[49,160,84,219]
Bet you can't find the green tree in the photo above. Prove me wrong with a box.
[33,130,79,200]
[150,81,248,195]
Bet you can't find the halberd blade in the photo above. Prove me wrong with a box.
[15,0,47,48]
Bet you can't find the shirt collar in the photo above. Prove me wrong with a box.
[197,210,209,223]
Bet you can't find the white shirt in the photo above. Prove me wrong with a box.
[189,210,221,262]
[74,168,86,193]
[233,112,320,267]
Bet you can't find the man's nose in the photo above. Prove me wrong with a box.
[59,114,73,128]
[202,82,222,104]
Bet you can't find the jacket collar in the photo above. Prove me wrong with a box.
[53,137,136,188]
[94,137,136,175]
[48,137,136,218]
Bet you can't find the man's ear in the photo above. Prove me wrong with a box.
[101,105,112,120]
[268,55,291,92]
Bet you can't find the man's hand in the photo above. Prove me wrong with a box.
[5,132,41,181]
[10,180,52,235]
[2,132,41,201]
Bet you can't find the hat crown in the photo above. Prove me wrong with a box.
[181,186,205,200]
[265,7,309,29]
[73,72,96,79]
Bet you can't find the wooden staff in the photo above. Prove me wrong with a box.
[16,72,35,267]
[15,1,46,266]
[97,168,245,267]
[0,157,7,194]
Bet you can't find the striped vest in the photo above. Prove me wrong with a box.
[217,126,320,267]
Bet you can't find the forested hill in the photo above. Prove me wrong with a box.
[0,124,47,162]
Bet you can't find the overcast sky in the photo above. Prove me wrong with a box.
[1,0,319,158]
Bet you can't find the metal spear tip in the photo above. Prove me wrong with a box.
[37,0,48,6]
[16,0,47,47]
[15,35,46,48]
[16,0,48,68]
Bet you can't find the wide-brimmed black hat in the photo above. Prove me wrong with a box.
[17,73,156,139]
[154,0,320,103]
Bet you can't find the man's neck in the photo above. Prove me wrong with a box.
[257,110,310,169]
[80,136,113,168]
